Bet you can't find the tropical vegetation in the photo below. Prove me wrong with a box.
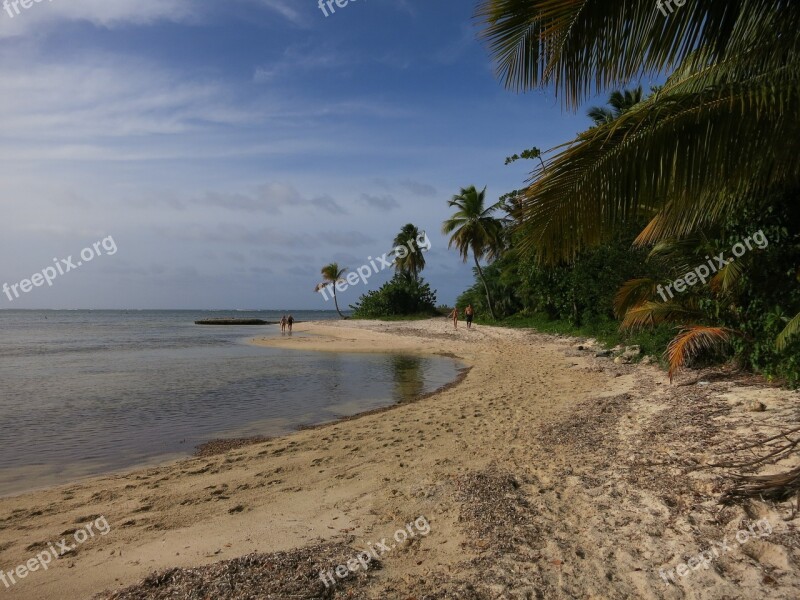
[449,0,800,383]
[349,223,438,319]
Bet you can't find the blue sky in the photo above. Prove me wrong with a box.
[0,0,598,310]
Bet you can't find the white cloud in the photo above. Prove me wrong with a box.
[246,0,306,26]
[0,0,307,38]
[0,0,196,38]
[254,43,346,83]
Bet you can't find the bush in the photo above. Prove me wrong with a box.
[350,273,438,318]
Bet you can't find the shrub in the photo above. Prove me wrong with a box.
[351,274,438,318]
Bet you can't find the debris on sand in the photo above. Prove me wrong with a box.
[98,542,375,600]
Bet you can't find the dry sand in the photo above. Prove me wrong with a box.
[0,319,799,599]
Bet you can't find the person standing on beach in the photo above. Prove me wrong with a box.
[465,304,474,329]
[448,307,459,329]
[280,315,287,334]
[287,314,294,333]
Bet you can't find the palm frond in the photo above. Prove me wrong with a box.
[646,237,709,273]
[513,57,800,263]
[476,0,800,107]
[776,311,800,351]
[613,278,658,319]
[709,256,748,295]
[666,326,734,382]
[620,301,701,330]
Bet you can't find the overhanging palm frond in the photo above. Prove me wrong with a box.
[776,311,800,351]
[620,301,701,331]
[613,278,658,319]
[646,236,710,274]
[514,57,800,263]
[476,0,800,107]
[666,326,734,382]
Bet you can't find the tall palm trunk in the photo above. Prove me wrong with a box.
[473,253,497,320]
[332,286,345,319]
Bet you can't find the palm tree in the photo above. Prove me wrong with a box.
[315,263,347,319]
[477,0,800,262]
[587,87,643,125]
[392,223,426,280]
[442,185,504,320]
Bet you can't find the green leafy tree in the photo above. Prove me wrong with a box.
[442,185,504,320]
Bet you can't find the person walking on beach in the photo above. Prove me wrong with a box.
[287,314,294,333]
[280,314,287,334]
[465,304,474,329]
[448,306,459,329]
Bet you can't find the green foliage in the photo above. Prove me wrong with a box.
[520,228,654,325]
[482,312,674,360]
[615,192,800,384]
[350,273,438,319]
[456,254,523,318]
[504,147,544,167]
[471,0,800,384]
[711,198,800,384]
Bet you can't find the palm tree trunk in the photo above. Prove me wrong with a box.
[473,253,497,320]
[333,286,345,319]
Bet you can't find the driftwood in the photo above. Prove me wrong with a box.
[710,425,800,469]
[720,466,800,514]
[715,424,800,514]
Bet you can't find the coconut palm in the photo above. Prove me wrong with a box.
[587,87,643,125]
[442,185,504,320]
[477,0,800,262]
[392,223,426,281]
[315,263,347,319]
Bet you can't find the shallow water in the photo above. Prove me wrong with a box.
[0,310,461,496]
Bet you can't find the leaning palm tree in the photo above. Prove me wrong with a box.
[442,185,504,320]
[392,223,426,280]
[315,263,347,319]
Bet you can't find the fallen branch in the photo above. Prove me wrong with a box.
[720,465,800,508]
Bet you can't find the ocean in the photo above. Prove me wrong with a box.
[0,310,461,496]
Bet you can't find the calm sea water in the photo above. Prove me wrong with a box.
[0,310,461,496]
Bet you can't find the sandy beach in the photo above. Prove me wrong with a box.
[1,319,799,599]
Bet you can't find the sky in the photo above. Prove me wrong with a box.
[0,0,597,310]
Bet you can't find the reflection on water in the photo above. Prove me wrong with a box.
[392,355,426,401]
[0,311,462,496]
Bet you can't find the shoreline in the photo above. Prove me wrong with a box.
[0,319,798,599]
[0,324,463,499]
